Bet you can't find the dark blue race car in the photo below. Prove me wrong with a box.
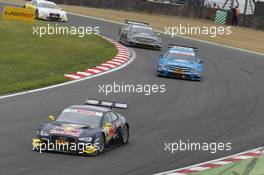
[157,44,204,80]
[32,99,129,156]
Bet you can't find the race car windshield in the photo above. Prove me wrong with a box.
[132,26,155,35]
[56,109,102,128]
[39,3,58,9]
[165,52,197,63]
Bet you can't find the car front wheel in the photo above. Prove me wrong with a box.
[35,9,39,19]
[97,134,105,154]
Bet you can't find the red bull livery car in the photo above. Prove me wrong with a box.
[32,99,129,156]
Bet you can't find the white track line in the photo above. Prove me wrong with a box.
[111,59,126,63]
[212,161,232,165]
[107,61,122,65]
[64,74,81,79]
[101,63,117,68]
[96,66,110,70]
[115,57,128,61]
[86,69,102,73]
[77,72,92,76]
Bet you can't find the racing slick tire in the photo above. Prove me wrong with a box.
[35,9,39,19]
[123,36,131,46]
[121,125,129,145]
[124,38,129,46]
[92,134,105,156]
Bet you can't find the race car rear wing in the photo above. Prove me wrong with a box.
[124,19,149,25]
[168,44,198,52]
[85,99,128,109]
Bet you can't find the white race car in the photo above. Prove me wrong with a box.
[24,0,67,22]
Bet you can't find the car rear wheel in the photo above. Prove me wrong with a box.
[121,125,129,144]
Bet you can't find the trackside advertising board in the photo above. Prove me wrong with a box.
[2,6,35,23]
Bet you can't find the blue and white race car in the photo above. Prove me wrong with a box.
[157,44,204,81]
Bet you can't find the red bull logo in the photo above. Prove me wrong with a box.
[50,126,81,137]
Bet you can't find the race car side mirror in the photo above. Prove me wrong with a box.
[198,59,204,64]
[104,123,112,128]
[156,32,161,37]
[48,115,56,121]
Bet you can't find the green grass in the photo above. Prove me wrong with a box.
[192,155,264,175]
[0,18,117,95]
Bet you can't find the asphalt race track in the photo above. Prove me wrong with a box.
[1,2,264,175]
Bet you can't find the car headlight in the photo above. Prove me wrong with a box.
[159,64,166,70]
[61,12,66,17]
[155,39,161,44]
[39,10,46,16]
[130,37,137,42]
[191,68,199,74]
[40,131,49,137]
[79,137,93,142]
[135,37,140,42]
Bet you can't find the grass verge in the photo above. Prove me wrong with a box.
[0,18,116,95]
[192,155,264,175]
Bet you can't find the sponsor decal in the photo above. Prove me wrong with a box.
[104,121,122,141]
[2,6,35,23]
[50,126,81,137]
[63,108,103,117]
[104,124,116,141]
[108,126,116,139]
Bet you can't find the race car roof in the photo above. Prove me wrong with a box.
[169,47,196,56]
[68,105,110,113]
